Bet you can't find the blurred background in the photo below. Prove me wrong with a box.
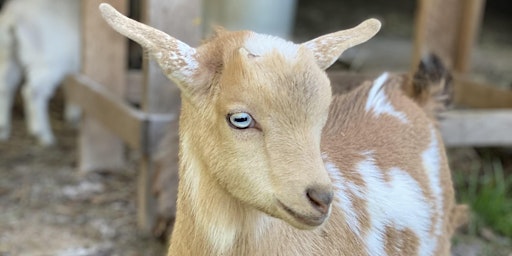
[0,0,511,255]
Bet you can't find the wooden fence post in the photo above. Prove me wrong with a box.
[137,0,202,234]
[79,0,127,173]
[412,0,485,73]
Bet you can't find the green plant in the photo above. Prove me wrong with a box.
[453,153,512,238]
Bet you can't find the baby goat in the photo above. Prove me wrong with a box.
[100,4,465,255]
[0,0,80,145]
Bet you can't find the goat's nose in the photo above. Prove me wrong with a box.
[306,186,333,214]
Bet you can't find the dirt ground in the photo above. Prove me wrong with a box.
[0,104,166,255]
[1,0,512,255]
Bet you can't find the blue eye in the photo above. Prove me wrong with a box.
[228,112,253,129]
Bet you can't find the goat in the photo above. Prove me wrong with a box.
[0,0,80,146]
[100,4,466,255]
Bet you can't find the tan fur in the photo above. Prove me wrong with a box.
[98,4,463,256]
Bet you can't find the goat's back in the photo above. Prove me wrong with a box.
[320,72,456,255]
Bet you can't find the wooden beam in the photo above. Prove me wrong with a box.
[454,75,512,109]
[79,0,127,172]
[455,0,485,73]
[440,110,512,147]
[327,70,512,109]
[64,74,175,154]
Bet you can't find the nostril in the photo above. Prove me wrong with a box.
[306,187,333,214]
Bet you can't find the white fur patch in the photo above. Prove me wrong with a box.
[160,41,199,85]
[365,73,408,123]
[325,160,363,237]
[180,135,201,212]
[253,213,272,241]
[244,32,298,60]
[325,152,439,256]
[205,218,238,255]
[422,126,444,239]
[303,38,332,67]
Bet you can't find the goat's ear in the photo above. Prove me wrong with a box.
[302,19,381,70]
[99,3,203,99]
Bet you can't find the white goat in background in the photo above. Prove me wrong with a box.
[0,0,80,146]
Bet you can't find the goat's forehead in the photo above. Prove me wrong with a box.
[208,30,330,116]
[218,59,331,122]
[243,32,299,60]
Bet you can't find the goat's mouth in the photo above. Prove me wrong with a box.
[276,199,327,227]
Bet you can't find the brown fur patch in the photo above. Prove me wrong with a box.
[384,226,420,255]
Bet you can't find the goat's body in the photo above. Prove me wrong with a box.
[321,74,456,255]
[97,6,463,255]
[0,0,80,145]
[169,73,456,256]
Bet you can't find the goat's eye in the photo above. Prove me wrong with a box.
[228,112,254,129]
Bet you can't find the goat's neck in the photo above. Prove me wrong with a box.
[170,121,271,255]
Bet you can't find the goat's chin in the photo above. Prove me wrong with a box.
[282,212,328,230]
[287,218,326,230]
[273,200,330,230]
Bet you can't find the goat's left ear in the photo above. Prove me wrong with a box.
[99,3,204,101]
[302,19,381,70]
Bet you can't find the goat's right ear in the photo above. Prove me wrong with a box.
[302,19,381,70]
[99,3,203,99]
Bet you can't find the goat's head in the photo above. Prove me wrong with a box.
[100,3,380,230]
